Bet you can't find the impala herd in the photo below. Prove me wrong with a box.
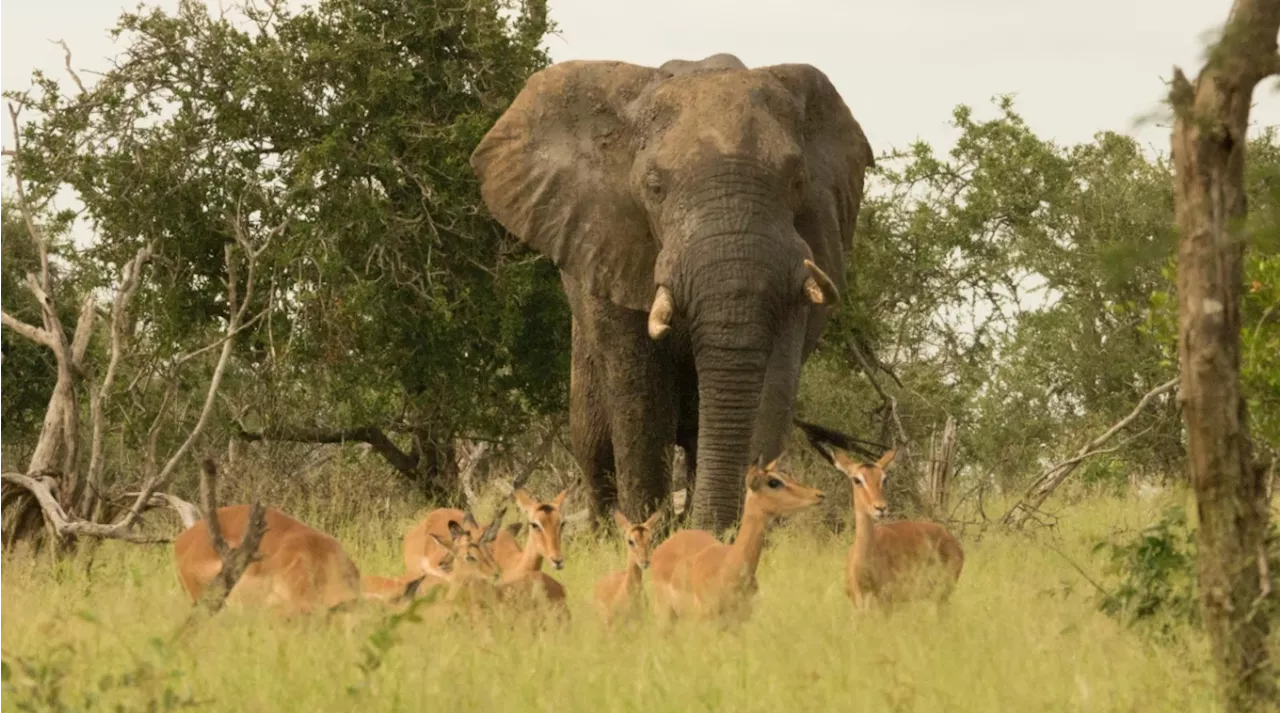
[172,421,965,625]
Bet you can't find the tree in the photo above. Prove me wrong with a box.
[6,0,567,503]
[1168,1,1280,710]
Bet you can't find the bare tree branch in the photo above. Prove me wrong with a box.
[0,310,54,348]
[1001,377,1179,527]
[0,473,171,544]
[237,425,420,475]
[54,40,89,95]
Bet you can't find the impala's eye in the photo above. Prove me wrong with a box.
[530,521,542,531]
[627,538,636,547]
[767,478,784,489]
[853,476,865,488]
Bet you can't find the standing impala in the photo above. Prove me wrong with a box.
[649,458,824,622]
[796,420,964,611]
[593,509,663,625]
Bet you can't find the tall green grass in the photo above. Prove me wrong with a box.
[1,487,1229,712]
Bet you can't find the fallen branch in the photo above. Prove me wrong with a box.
[1000,377,1179,527]
[0,473,171,544]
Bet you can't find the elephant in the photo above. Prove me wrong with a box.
[470,53,873,532]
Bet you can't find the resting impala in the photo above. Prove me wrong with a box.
[593,509,663,625]
[492,485,572,615]
[432,514,506,610]
[174,463,420,614]
[402,506,506,577]
[649,458,824,622]
[797,420,964,611]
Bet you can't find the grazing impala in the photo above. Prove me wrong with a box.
[402,507,506,577]
[796,420,964,611]
[649,458,824,622]
[174,463,419,614]
[593,509,663,625]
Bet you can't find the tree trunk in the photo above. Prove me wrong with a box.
[1169,3,1280,710]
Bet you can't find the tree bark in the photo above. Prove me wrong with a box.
[1169,2,1280,710]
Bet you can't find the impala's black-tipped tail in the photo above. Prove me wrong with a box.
[201,458,218,477]
[792,419,885,462]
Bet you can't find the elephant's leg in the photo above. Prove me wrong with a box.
[595,310,676,522]
[569,319,616,522]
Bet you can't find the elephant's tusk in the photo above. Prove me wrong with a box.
[648,286,675,340]
[803,259,841,305]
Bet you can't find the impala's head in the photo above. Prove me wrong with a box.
[433,512,504,583]
[744,456,825,518]
[814,443,895,520]
[514,485,572,570]
[612,509,663,569]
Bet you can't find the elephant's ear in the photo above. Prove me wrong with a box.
[760,64,874,296]
[471,61,665,312]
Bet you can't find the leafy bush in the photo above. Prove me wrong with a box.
[1094,506,1199,637]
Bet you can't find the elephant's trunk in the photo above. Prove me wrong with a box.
[678,231,800,532]
[690,341,769,531]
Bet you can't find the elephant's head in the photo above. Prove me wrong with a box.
[471,56,872,529]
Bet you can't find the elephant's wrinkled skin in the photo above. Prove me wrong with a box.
[470,54,873,532]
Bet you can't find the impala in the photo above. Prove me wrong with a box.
[593,509,663,625]
[492,485,572,616]
[797,420,964,611]
[174,463,419,614]
[402,506,506,577]
[650,458,824,622]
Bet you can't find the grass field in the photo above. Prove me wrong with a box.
[0,485,1233,712]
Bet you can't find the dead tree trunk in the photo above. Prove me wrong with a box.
[1169,2,1280,710]
[924,415,957,517]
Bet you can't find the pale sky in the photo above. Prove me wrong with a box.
[2,0,1278,213]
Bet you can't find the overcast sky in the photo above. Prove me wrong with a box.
[3,0,1278,179]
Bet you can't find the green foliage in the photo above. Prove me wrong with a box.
[0,201,60,444]
[4,0,566,481]
[820,98,1277,492]
[1095,506,1200,638]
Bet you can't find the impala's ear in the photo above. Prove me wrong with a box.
[763,456,780,472]
[612,509,631,533]
[552,488,571,509]
[875,449,897,470]
[461,512,480,531]
[431,534,452,551]
[400,576,426,601]
[746,465,767,492]
[446,521,467,542]
[642,509,663,530]
[513,488,538,513]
